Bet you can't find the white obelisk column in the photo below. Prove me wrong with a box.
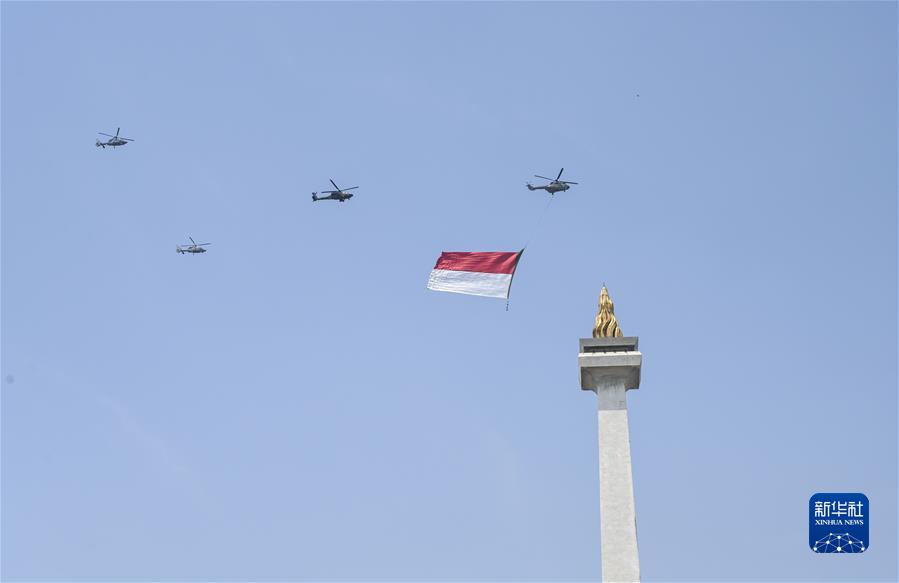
[579,336,642,583]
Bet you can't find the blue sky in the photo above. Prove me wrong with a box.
[2,2,896,581]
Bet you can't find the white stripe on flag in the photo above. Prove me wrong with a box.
[427,269,513,299]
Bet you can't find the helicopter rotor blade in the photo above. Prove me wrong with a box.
[556,168,564,181]
[329,179,340,191]
[116,127,121,137]
[534,175,554,181]
[561,181,578,185]
[99,133,116,138]
[189,236,196,245]
[342,186,359,191]
[321,190,338,194]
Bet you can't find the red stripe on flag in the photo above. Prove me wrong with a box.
[433,251,521,275]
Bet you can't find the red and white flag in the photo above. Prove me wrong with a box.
[427,250,524,299]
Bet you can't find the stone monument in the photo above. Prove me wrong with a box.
[578,285,642,582]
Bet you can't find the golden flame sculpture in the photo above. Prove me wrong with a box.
[593,285,623,338]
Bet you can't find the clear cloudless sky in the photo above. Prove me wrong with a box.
[2,2,896,581]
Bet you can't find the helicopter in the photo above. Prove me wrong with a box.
[526,168,578,195]
[176,237,210,254]
[96,127,134,149]
[312,179,358,202]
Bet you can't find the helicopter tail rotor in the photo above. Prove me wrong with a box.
[526,183,537,191]
[312,192,319,201]
[96,140,104,148]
